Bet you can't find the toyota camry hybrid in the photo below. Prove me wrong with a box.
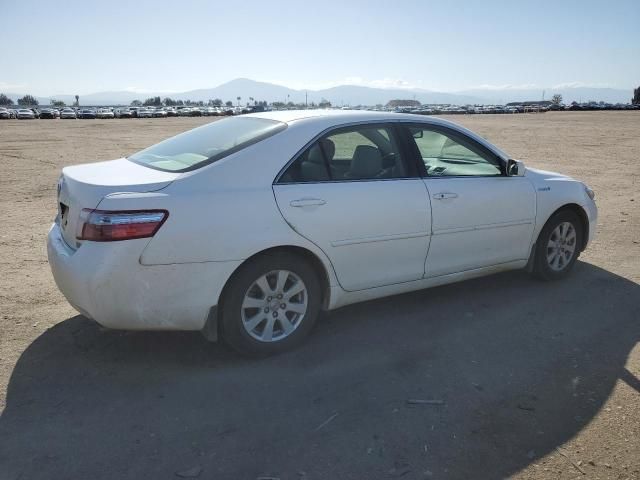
[47,110,597,355]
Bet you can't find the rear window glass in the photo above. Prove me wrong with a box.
[128,117,286,172]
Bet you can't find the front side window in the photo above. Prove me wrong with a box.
[128,117,286,172]
[279,125,407,183]
[408,127,502,177]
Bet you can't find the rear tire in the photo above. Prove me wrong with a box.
[532,210,583,281]
[220,252,321,356]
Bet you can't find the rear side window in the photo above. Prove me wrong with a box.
[128,117,286,172]
[278,125,407,183]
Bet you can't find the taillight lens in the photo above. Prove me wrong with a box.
[77,209,168,242]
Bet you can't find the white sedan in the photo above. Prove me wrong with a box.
[48,110,597,355]
[17,109,36,119]
[96,108,115,119]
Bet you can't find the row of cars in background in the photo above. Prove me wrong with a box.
[0,104,266,120]
[3,102,637,121]
[396,102,640,115]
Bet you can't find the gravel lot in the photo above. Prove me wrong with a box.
[0,112,638,479]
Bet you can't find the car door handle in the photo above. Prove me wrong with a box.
[290,198,326,207]
[433,192,458,200]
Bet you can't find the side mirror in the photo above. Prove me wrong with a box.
[507,159,526,177]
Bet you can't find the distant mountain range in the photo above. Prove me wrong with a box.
[4,78,634,106]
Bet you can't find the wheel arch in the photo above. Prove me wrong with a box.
[202,245,333,342]
[548,203,590,251]
[526,202,589,274]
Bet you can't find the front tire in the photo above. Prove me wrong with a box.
[532,210,583,280]
[220,252,321,356]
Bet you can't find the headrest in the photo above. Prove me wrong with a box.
[350,145,382,178]
[320,138,335,161]
[307,144,324,164]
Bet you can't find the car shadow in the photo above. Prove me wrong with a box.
[1,261,638,479]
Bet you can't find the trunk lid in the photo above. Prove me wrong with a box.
[57,158,180,248]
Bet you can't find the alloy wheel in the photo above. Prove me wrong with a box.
[241,270,308,342]
[546,221,577,271]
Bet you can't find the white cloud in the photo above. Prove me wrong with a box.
[551,82,612,89]
[0,81,27,92]
[468,83,539,91]
[264,77,423,91]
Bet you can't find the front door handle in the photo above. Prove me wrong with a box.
[290,198,327,207]
[433,192,458,200]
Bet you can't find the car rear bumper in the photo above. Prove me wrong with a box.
[47,222,241,331]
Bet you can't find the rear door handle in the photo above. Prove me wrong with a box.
[290,198,326,207]
[433,192,458,200]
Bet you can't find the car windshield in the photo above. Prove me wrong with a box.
[128,117,287,172]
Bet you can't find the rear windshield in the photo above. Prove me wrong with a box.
[128,117,287,172]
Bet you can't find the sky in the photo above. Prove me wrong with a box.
[1,0,639,96]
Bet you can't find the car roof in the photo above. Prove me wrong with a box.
[249,109,468,130]
[248,109,510,160]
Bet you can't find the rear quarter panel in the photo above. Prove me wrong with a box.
[96,122,339,286]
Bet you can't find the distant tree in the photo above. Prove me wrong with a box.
[318,98,332,108]
[386,99,420,108]
[50,99,66,108]
[176,99,184,106]
[249,96,254,106]
[236,96,241,106]
[74,95,79,107]
[143,96,162,106]
[0,93,13,106]
[551,94,563,105]
[18,95,38,106]
[225,100,233,107]
[633,86,640,105]
[163,97,177,106]
[130,99,142,107]
[272,101,285,109]
[286,101,295,108]
[211,98,222,107]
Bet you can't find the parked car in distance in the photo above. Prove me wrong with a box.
[48,110,597,355]
[152,108,167,118]
[0,107,11,119]
[78,108,97,119]
[115,108,132,118]
[60,108,77,119]
[39,108,59,119]
[137,107,153,118]
[17,108,36,119]
[97,108,115,119]
[165,107,178,117]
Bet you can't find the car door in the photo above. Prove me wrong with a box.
[403,124,536,277]
[273,123,431,292]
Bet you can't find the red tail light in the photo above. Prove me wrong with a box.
[77,209,168,242]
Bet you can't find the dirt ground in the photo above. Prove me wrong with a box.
[0,112,638,479]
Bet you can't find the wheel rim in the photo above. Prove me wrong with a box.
[241,270,308,342]
[546,221,577,271]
